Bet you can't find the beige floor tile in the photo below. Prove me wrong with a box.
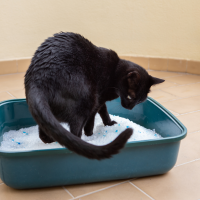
[17,59,31,73]
[177,111,200,133]
[0,184,71,200]
[65,180,123,198]
[0,92,14,101]
[149,58,168,71]
[151,81,178,90]
[162,95,200,114]
[162,82,200,98]
[148,70,182,78]
[165,74,200,84]
[0,60,17,75]
[148,90,177,103]
[168,59,187,72]
[0,73,25,92]
[176,132,200,165]
[79,182,151,200]
[132,160,200,200]
[9,89,25,99]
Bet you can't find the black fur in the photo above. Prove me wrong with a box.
[25,32,164,160]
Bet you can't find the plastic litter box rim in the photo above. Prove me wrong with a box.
[0,97,187,156]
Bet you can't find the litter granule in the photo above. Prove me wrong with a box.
[0,114,162,151]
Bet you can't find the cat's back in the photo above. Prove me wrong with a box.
[32,32,97,65]
[25,32,99,85]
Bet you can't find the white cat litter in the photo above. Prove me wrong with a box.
[0,114,162,151]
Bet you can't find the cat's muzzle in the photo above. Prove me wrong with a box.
[121,101,135,110]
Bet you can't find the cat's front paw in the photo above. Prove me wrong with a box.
[105,120,117,126]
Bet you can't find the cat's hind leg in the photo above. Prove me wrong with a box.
[69,115,88,138]
[39,127,55,143]
[84,114,96,136]
[98,104,117,126]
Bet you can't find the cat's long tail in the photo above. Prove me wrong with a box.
[27,86,133,160]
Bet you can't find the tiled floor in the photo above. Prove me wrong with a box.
[0,70,200,199]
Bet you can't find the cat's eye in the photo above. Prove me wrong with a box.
[127,95,132,100]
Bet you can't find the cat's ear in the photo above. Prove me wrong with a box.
[127,71,140,81]
[150,75,165,85]
[127,71,140,86]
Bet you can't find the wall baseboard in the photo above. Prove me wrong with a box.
[119,56,200,75]
[0,56,200,75]
[0,58,31,75]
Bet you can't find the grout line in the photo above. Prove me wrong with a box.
[152,81,200,92]
[6,91,17,99]
[0,72,25,77]
[175,158,200,167]
[157,74,185,79]
[151,70,199,78]
[149,92,180,102]
[157,97,181,103]
[160,108,200,117]
[0,57,32,62]
[69,180,130,200]
[0,88,24,94]
[0,183,4,186]
[188,130,200,134]
[164,75,200,82]
[160,94,200,103]
[6,91,16,99]
[129,182,155,200]
[166,57,169,72]
[161,81,200,89]
[168,110,180,116]
[119,54,200,63]
[152,80,200,92]
[164,109,200,118]
[179,109,200,116]
[148,69,186,74]
[62,186,74,198]
[157,89,178,97]
[16,60,18,73]
[186,60,188,73]
[148,69,187,75]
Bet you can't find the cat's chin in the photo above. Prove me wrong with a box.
[121,102,134,110]
[126,107,134,110]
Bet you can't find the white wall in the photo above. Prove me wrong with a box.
[0,0,200,61]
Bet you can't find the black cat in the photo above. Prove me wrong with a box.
[25,32,164,160]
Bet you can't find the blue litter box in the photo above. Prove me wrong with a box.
[0,97,187,189]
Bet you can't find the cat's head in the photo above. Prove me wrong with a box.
[117,61,164,110]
